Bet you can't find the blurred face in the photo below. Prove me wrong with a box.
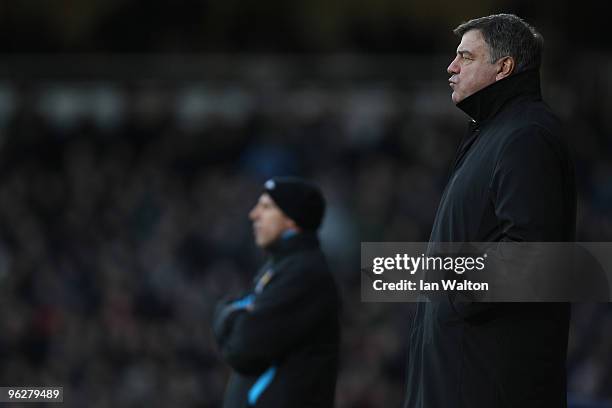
[447,29,500,104]
[249,193,297,248]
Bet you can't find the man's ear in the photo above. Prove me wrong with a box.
[496,56,515,80]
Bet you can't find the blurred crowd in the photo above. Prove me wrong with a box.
[0,56,610,407]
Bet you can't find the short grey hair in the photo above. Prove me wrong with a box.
[453,13,543,74]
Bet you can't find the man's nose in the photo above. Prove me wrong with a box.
[447,57,459,75]
[249,207,258,221]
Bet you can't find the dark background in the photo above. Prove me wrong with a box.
[0,1,611,407]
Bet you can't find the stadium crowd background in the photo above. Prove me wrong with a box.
[0,1,611,407]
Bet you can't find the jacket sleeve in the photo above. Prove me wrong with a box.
[212,294,255,345]
[213,256,335,375]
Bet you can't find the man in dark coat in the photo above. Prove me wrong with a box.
[403,14,576,408]
[213,177,339,408]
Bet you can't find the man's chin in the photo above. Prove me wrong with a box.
[256,237,274,250]
[451,92,461,104]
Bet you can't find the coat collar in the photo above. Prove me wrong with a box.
[266,230,319,259]
[456,69,542,123]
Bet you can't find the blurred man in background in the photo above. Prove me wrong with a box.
[213,177,340,408]
[404,14,576,408]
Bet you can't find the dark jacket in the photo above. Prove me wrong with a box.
[404,70,576,408]
[213,232,340,408]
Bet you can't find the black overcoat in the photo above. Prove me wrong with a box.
[404,70,577,408]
